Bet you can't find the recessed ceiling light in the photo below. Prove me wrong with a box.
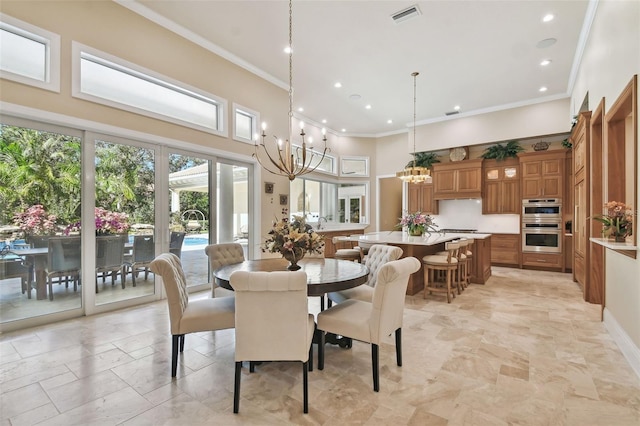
[284,46,292,54]
[334,82,342,88]
[536,38,557,49]
[540,59,552,66]
[349,94,361,101]
[543,14,554,22]
[539,86,548,92]
[298,107,304,112]
[341,128,346,132]
[454,105,461,111]
[365,104,372,110]
[387,119,393,124]
[321,119,327,124]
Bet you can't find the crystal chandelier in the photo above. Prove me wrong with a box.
[397,71,430,183]
[253,0,329,181]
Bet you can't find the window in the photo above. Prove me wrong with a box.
[0,13,60,92]
[72,43,227,135]
[290,178,368,224]
[340,156,369,177]
[233,104,259,144]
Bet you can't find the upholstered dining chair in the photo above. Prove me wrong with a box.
[46,236,81,301]
[317,256,420,392]
[95,234,126,291]
[230,270,315,414]
[149,253,235,377]
[204,243,244,298]
[327,244,403,307]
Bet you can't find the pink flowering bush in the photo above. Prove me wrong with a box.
[95,207,130,235]
[13,205,58,236]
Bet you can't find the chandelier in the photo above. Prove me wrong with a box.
[397,71,430,183]
[253,0,329,181]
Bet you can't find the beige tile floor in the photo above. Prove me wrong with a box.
[1,267,639,425]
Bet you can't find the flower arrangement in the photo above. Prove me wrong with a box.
[263,215,324,264]
[13,205,57,236]
[593,201,634,242]
[95,207,130,235]
[397,212,440,236]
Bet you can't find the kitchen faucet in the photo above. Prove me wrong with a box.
[317,216,328,230]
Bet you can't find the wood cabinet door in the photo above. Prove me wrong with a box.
[457,167,482,193]
[574,179,587,258]
[542,158,562,175]
[434,169,456,194]
[420,184,438,214]
[541,175,562,198]
[522,161,542,177]
[501,180,520,213]
[407,183,420,213]
[522,177,541,198]
[483,181,501,214]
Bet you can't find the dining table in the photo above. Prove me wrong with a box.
[213,257,369,298]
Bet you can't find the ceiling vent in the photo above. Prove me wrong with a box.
[445,111,460,116]
[391,5,421,24]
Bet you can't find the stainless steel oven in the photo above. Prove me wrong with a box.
[522,199,562,221]
[522,220,562,253]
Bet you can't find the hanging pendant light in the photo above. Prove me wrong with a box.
[397,71,430,183]
[253,0,329,181]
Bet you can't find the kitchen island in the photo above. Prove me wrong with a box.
[347,231,492,295]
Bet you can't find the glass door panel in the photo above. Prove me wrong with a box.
[217,162,249,259]
[0,123,82,323]
[95,140,156,304]
[169,153,210,288]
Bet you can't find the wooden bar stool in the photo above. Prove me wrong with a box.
[436,239,468,294]
[423,241,459,303]
[463,239,473,288]
[332,236,362,263]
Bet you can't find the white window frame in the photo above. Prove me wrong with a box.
[291,143,337,175]
[0,13,60,92]
[233,103,259,144]
[340,155,370,177]
[71,42,227,137]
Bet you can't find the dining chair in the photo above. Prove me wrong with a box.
[46,236,81,301]
[126,235,155,286]
[204,243,244,298]
[317,256,420,392]
[95,234,127,291]
[0,253,32,299]
[230,269,315,414]
[332,236,362,263]
[169,231,186,259]
[327,244,403,307]
[149,253,235,377]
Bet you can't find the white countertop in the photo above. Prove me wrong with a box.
[346,231,491,247]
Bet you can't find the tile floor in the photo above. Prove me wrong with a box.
[1,267,639,425]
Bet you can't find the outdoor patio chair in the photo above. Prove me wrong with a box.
[126,235,155,286]
[96,234,127,292]
[46,236,81,301]
[1,250,33,299]
[169,231,186,259]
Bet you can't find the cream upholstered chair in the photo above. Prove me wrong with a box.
[424,241,459,303]
[205,243,244,298]
[230,270,315,414]
[327,244,403,306]
[317,257,420,392]
[149,253,235,377]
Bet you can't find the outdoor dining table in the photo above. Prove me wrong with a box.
[213,257,369,297]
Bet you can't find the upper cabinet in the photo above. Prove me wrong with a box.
[519,150,566,199]
[407,182,439,214]
[482,158,520,214]
[432,159,483,200]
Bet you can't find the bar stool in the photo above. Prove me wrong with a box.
[436,238,468,294]
[463,239,473,288]
[332,236,362,263]
[423,241,459,303]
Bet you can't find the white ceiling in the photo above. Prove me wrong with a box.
[122,0,593,137]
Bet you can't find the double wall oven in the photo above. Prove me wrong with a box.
[522,199,562,253]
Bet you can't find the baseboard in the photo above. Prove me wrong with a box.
[603,308,640,380]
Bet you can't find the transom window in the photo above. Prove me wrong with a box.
[233,104,259,144]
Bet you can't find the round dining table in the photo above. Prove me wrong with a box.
[213,257,369,297]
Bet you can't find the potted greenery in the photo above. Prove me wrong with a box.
[407,151,440,169]
[480,140,524,161]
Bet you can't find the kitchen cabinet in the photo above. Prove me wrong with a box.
[469,235,492,284]
[407,182,438,214]
[482,158,520,214]
[490,233,520,266]
[432,159,483,200]
[522,252,562,270]
[519,150,565,199]
[321,229,364,258]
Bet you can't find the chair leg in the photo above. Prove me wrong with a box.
[249,361,255,373]
[308,344,314,372]
[318,331,325,370]
[327,298,333,308]
[132,266,137,287]
[121,267,126,289]
[233,361,242,413]
[171,335,179,377]
[395,328,402,366]
[372,344,379,392]
[179,334,185,352]
[302,361,309,413]
[320,296,325,311]
[48,277,54,301]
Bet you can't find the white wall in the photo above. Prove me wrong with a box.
[432,200,520,234]
[570,0,640,367]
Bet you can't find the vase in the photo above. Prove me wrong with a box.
[283,248,305,270]
[614,235,626,243]
[408,228,424,237]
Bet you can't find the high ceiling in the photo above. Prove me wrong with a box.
[121,0,593,137]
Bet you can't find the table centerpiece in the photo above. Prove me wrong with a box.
[263,215,324,270]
